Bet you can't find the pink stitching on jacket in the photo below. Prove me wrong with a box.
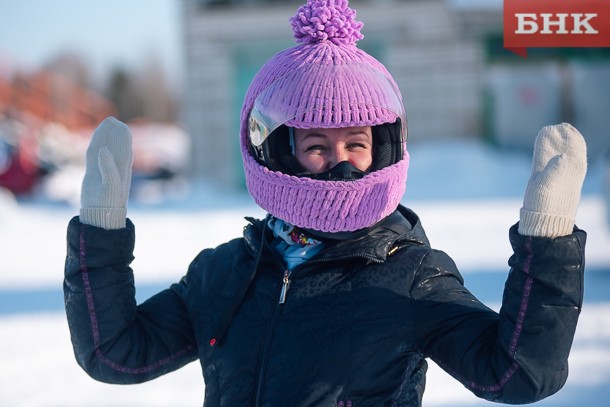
[437,236,535,393]
[509,236,534,356]
[79,226,195,374]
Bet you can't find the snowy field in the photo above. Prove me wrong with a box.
[1,138,610,406]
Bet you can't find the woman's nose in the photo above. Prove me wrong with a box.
[330,148,350,168]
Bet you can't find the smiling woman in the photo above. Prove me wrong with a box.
[61,1,589,406]
[293,126,373,175]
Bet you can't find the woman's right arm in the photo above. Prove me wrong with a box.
[64,217,198,384]
[64,117,198,383]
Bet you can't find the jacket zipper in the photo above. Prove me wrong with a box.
[279,270,291,304]
[250,229,423,405]
[253,267,289,407]
[278,252,387,305]
[252,224,291,407]
[255,254,380,404]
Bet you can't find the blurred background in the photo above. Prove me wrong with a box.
[1,0,609,203]
[1,0,610,406]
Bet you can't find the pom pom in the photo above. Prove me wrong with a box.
[290,0,364,46]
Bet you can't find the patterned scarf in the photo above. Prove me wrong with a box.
[267,217,324,269]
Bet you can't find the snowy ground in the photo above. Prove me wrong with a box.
[1,138,609,406]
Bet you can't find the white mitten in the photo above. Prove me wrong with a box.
[519,123,587,237]
[80,117,133,230]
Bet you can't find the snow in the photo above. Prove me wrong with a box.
[1,138,609,406]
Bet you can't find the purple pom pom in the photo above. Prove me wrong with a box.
[290,0,364,46]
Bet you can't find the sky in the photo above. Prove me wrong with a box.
[0,0,503,87]
[0,0,182,86]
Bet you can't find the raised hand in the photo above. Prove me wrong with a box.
[80,117,133,230]
[519,123,587,237]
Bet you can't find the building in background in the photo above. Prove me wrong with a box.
[181,0,610,190]
[483,37,610,160]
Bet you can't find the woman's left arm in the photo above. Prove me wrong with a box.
[412,227,585,404]
[412,123,588,403]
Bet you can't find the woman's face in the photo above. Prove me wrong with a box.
[293,126,373,174]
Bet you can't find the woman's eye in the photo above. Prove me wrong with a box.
[306,145,326,152]
[348,143,367,150]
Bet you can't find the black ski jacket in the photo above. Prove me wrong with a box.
[64,206,586,406]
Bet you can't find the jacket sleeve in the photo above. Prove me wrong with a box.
[411,223,586,404]
[64,216,198,384]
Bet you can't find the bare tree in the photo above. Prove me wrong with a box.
[137,54,177,123]
[106,67,144,122]
[105,58,177,123]
[43,51,94,90]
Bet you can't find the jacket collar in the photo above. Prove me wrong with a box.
[206,206,428,348]
[244,205,429,265]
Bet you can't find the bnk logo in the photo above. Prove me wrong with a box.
[504,0,610,57]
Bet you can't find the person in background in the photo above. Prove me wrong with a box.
[64,1,588,405]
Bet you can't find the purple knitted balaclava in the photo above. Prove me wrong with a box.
[240,0,409,233]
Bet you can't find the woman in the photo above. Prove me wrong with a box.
[64,1,587,406]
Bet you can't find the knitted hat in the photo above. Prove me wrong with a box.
[240,0,409,232]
